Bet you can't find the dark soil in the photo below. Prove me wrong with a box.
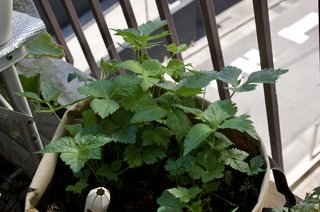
[0,156,31,212]
[35,158,264,212]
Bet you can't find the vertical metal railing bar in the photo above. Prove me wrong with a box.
[119,0,139,29]
[198,0,230,100]
[88,0,125,75]
[38,0,74,64]
[61,0,100,79]
[253,0,284,170]
[155,0,183,60]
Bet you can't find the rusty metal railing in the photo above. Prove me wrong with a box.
[35,0,284,169]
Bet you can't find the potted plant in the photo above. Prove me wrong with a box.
[24,20,287,211]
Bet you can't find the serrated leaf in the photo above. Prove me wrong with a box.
[131,95,167,123]
[26,33,64,58]
[166,43,189,55]
[41,83,61,102]
[100,58,119,74]
[111,124,137,144]
[217,66,242,87]
[183,123,213,156]
[78,80,113,98]
[248,155,265,176]
[167,109,191,141]
[124,145,143,168]
[90,98,119,119]
[219,114,258,139]
[138,20,167,36]
[157,190,186,210]
[166,59,186,77]
[230,69,288,92]
[116,86,145,112]
[213,132,233,150]
[117,60,144,74]
[40,135,111,173]
[66,169,90,194]
[246,69,288,84]
[82,109,97,128]
[143,126,172,147]
[113,75,141,96]
[165,157,189,176]
[142,59,163,76]
[186,151,224,182]
[175,71,218,96]
[220,148,249,173]
[97,160,122,181]
[65,124,82,136]
[168,187,201,203]
[143,145,166,164]
[201,100,237,128]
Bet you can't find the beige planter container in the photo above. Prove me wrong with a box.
[25,101,271,211]
[0,0,13,46]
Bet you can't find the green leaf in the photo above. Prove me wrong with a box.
[16,91,41,101]
[65,124,82,136]
[189,200,203,212]
[82,109,97,128]
[78,80,113,98]
[111,124,137,144]
[116,86,145,112]
[113,75,141,96]
[166,43,189,55]
[186,151,225,182]
[183,123,213,156]
[246,69,288,84]
[220,148,249,173]
[66,169,90,194]
[67,72,93,84]
[175,71,218,96]
[230,69,288,92]
[100,58,119,74]
[213,132,233,151]
[157,190,186,210]
[166,59,186,77]
[143,126,172,147]
[219,114,258,139]
[131,95,167,123]
[117,60,144,74]
[26,33,65,58]
[165,157,189,176]
[142,59,163,76]
[41,83,61,102]
[97,160,122,181]
[166,109,191,141]
[138,20,167,36]
[248,155,265,176]
[167,187,201,203]
[217,66,242,87]
[19,73,41,94]
[40,135,111,173]
[143,145,166,164]
[201,100,237,128]
[90,98,119,119]
[124,145,143,168]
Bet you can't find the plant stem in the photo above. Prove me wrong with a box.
[211,193,239,207]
